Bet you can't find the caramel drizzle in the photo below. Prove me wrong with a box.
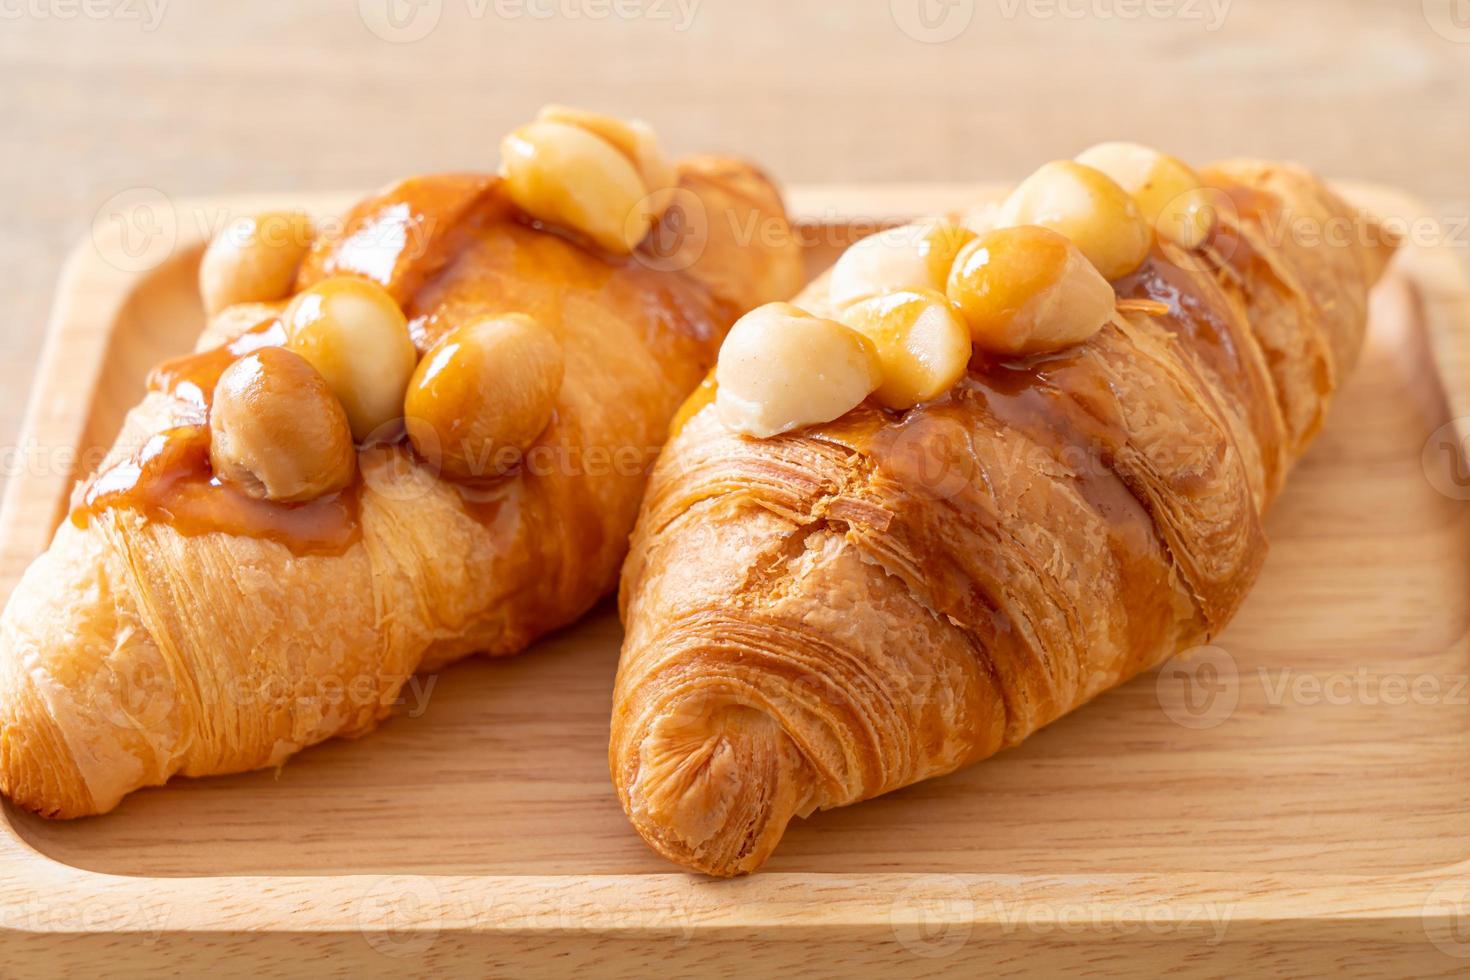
[71,182,504,553]
[72,314,364,555]
[72,424,361,557]
[148,316,286,411]
[72,174,725,555]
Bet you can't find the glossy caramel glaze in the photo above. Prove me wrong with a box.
[72,425,361,556]
[148,316,285,412]
[77,316,368,553]
[404,315,565,483]
[72,172,736,558]
[82,301,364,552]
[613,160,1398,876]
[668,371,717,440]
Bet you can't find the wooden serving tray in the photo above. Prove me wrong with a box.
[1,182,1467,976]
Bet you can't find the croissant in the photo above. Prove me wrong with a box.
[611,158,1397,876]
[0,145,803,818]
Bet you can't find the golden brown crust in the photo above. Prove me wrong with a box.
[612,161,1396,876]
[0,158,803,819]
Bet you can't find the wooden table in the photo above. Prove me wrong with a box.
[1,0,1467,504]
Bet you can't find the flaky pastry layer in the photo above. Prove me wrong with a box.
[612,161,1396,876]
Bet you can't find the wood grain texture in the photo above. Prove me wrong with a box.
[0,181,1466,975]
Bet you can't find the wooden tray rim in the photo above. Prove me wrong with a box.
[1,180,1467,944]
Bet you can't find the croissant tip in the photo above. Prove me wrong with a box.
[0,602,137,821]
[617,701,812,877]
[0,716,96,821]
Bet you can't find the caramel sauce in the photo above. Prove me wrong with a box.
[456,482,515,528]
[74,309,364,556]
[148,317,286,410]
[71,425,361,556]
[669,372,717,440]
[1114,242,1283,494]
[813,348,1181,725]
[297,173,512,307]
[1116,251,1233,363]
[78,171,730,555]
[959,354,1189,678]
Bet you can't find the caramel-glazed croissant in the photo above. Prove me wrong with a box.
[0,155,802,818]
[612,161,1397,876]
